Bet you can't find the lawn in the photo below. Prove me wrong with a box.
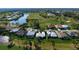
[0,44,23,50]
[52,39,76,50]
[0,36,78,50]
[40,39,54,50]
[27,13,79,30]
[55,43,76,50]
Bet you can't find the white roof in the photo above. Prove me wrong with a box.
[10,28,19,32]
[26,28,33,31]
[46,30,57,37]
[62,25,68,28]
[26,31,36,36]
[8,18,12,20]
[46,30,51,36]
[36,32,45,38]
[0,36,9,44]
[50,32,57,37]
[47,31,51,35]
[27,28,38,32]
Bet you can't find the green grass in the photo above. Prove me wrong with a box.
[52,39,76,50]
[0,44,23,50]
[55,43,76,50]
[27,13,69,29]
[40,39,53,50]
[27,13,79,30]
[0,38,77,50]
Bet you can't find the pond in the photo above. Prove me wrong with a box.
[10,13,29,25]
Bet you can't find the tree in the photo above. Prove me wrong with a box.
[40,12,48,18]
[63,12,76,17]
[33,19,40,29]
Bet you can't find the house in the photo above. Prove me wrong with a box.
[58,31,69,39]
[0,36,10,44]
[66,31,79,38]
[9,21,18,28]
[48,24,69,30]
[62,25,69,30]
[45,30,57,38]
[47,13,56,17]
[45,29,51,37]
[6,16,12,20]
[36,31,46,39]
[26,30,37,38]
[26,31,36,37]
[10,28,20,33]
[15,29,25,36]
[55,25,69,30]
[26,28,39,38]
[47,24,56,29]
[50,31,58,38]
[26,28,33,31]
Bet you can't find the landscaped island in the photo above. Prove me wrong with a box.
[0,8,79,50]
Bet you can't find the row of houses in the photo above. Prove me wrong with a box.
[5,12,23,20]
[48,24,69,30]
[10,28,79,39]
[0,12,22,21]
[0,29,78,44]
[0,30,79,44]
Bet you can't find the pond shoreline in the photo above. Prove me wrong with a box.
[10,13,29,25]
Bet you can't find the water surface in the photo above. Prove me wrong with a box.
[10,14,29,25]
